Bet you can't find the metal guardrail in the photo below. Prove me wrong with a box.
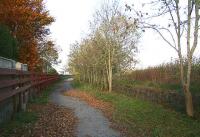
[0,56,28,71]
[0,56,16,69]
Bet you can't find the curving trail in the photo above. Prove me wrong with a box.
[50,80,121,137]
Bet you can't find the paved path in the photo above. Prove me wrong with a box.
[50,80,121,137]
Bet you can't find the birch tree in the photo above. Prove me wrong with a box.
[93,1,139,92]
[127,0,200,116]
[68,1,139,92]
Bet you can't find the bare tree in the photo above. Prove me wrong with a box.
[127,0,200,116]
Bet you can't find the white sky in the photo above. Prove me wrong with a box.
[45,0,200,73]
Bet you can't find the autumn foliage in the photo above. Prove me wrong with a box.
[0,0,56,71]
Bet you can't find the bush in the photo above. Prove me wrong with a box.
[0,24,18,60]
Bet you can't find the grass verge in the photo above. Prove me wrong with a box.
[72,81,200,137]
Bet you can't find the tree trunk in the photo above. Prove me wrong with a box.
[185,55,194,117]
[184,86,194,117]
[108,45,112,92]
[107,68,112,92]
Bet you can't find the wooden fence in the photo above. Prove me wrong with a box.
[0,68,59,124]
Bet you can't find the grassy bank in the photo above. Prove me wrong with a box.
[0,81,60,137]
[113,78,200,95]
[72,81,200,137]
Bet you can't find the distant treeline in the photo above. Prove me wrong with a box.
[128,58,200,84]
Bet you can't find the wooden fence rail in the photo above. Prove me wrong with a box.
[0,68,59,124]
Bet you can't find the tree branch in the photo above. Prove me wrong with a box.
[143,24,178,52]
[191,3,200,56]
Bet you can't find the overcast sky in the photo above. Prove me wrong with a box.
[45,0,199,73]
